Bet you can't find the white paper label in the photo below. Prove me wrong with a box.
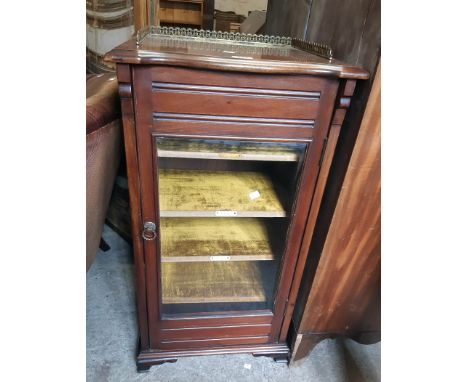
[210,256,231,261]
[215,210,238,217]
[249,190,261,200]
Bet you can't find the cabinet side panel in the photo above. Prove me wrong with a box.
[271,78,339,342]
[299,63,381,336]
[117,64,149,349]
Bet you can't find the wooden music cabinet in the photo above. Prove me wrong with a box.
[105,27,368,372]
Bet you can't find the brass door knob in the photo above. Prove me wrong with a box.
[142,222,157,241]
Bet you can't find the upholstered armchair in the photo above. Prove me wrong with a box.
[86,74,122,271]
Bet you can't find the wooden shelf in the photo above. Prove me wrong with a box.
[160,217,284,262]
[161,261,276,304]
[158,138,302,162]
[158,0,203,27]
[158,170,287,217]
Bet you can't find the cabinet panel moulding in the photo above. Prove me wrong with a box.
[153,113,315,129]
[152,82,321,100]
[157,138,305,161]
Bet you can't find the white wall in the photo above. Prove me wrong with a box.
[215,0,268,17]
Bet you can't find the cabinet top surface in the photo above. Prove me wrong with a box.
[105,28,369,80]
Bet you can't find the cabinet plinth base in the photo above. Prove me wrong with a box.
[136,343,290,372]
[252,348,290,365]
[137,357,177,373]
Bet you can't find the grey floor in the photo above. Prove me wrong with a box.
[87,225,380,382]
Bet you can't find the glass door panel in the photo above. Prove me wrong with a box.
[155,138,306,316]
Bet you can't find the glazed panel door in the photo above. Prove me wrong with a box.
[155,137,307,317]
[132,65,337,349]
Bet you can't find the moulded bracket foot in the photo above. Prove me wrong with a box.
[136,357,178,373]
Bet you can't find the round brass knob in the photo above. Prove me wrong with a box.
[142,222,157,241]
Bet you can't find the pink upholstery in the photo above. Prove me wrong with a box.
[86,74,122,271]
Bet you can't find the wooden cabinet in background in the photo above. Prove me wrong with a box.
[156,0,204,28]
[105,27,368,372]
[266,0,381,362]
[133,0,214,30]
[291,62,381,361]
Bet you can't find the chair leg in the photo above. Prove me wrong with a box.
[99,237,111,252]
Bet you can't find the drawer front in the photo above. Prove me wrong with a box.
[151,66,331,128]
[152,82,320,120]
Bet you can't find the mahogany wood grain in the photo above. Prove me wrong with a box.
[107,32,368,371]
[155,113,315,129]
[160,336,270,350]
[159,312,273,330]
[132,66,162,350]
[272,79,339,343]
[152,89,319,120]
[137,343,289,371]
[116,64,149,349]
[267,0,380,362]
[301,62,380,332]
[151,66,332,92]
[105,37,368,79]
[292,62,381,361]
[278,80,355,342]
[161,324,271,341]
[116,64,131,83]
[152,119,315,141]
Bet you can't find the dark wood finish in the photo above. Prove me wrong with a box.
[152,85,320,120]
[106,36,368,78]
[291,330,381,362]
[202,0,214,30]
[137,357,177,373]
[137,343,289,371]
[267,0,380,362]
[273,79,339,343]
[116,64,149,349]
[131,66,161,351]
[107,32,367,372]
[160,312,273,330]
[162,325,271,340]
[99,238,110,252]
[265,0,313,39]
[151,65,333,91]
[105,182,132,243]
[278,79,355,343]
[153,119,316,141]
[292,62,381,361]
